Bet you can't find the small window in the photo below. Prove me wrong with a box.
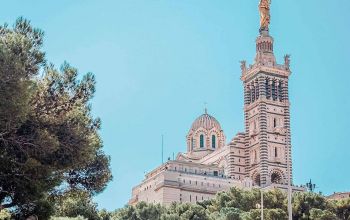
[213,171,218,176]
[191,137,194,150]
[200,134,204,148]
[275,147,278,157]
[212,135,216,149]
[273,118,277,128]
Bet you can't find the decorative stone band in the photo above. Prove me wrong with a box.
[241,65,291,82]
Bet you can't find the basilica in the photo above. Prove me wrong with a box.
[129,2,304,206]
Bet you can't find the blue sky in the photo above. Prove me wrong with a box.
[2,0,350,211]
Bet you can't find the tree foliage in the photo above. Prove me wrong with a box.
[292,192,330,219]
[100,189,350,220]
[51,190,100,220]
[0,18,111,218]
[333,198,350,220]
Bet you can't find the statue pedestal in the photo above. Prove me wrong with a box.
[259,29,269,37]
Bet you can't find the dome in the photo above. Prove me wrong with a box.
[189,110,222,132]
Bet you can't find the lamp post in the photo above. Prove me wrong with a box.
[306,179,316,192]
[261,188,264,220]
[287,142,292,220]
[257,186,267,220]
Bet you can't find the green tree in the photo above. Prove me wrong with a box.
[309,208,338,220]
[239,208,287,220]
[52,190,100,220]
[162,203,203,220]
[51,217,87,220]
[333,198,350,220]
[208,188,258,212]
[113,202,165,220]
[292,192,330,220]
[240,209,261,220]
[0,209,11,220]
[207,188,286,213]
[99,209,112,220]
[265,209,287,220]
[0,18,111,218]
[109,189,347,220]
[208,207,242,220]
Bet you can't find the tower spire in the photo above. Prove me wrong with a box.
[255,0,275,66]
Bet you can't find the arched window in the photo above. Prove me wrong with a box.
[211,135,216,149]
[191,137,194,150]
[265,78,271,99]
[251,85,255,102]
[254,173,261,186]
[275,147,278,157]
[272,80,277,100]
[278,81,283,101]
[246,86,251,104]
[200,134,204,148]
[254,150,257,162]
[271,172,282,184]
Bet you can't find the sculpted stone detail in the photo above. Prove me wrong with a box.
[284,54,291,70]
[240,60,247,73]
[259,0,271,31]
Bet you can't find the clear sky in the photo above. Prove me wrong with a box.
[2,0,350,211]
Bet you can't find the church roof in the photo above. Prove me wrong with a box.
[189,110,222,132]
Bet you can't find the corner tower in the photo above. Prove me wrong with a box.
[241,0,292,187]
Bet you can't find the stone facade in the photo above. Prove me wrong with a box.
[129,161,250,206]
[129,9,304,206]
[241,30,293,187]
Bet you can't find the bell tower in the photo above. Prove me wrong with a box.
[241,1,292,187]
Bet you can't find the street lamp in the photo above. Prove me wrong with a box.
[306,179,316,192]
[256,186,267,220]
[287,146,292,220]
[261,188,264,220]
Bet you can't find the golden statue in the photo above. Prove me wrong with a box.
[259,0,271,31]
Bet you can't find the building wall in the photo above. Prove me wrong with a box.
[327,192,350,200]
[129,161,247,206]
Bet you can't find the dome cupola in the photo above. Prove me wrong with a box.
[186,109,226,154]
[190,110,222,132]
